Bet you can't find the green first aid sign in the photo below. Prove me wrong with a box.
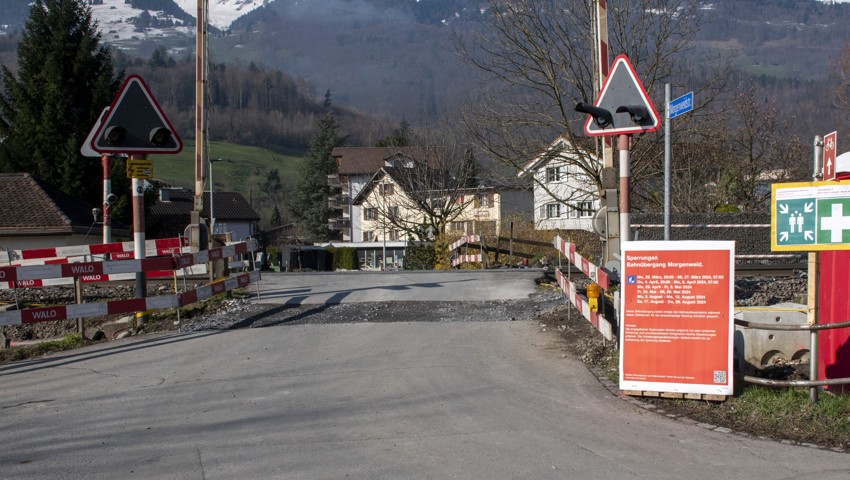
[772,181,850,251]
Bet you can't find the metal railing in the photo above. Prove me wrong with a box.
[734,315,850,400]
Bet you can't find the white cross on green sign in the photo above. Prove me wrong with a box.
[772,181,850,251]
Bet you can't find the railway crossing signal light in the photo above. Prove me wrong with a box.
[616,105,652,126]
[104,126,126,146]
[579,55,660,136]
[90,74,182,155]
[149,127,173,146]
[575,102,613,129]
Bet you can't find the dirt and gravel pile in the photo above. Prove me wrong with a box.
[1,274,808,343]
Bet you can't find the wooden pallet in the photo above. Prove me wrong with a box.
[623,390,727,402]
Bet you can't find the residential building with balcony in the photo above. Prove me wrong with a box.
[327,146,441,243]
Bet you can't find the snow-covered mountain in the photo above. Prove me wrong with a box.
[171,0,271,29]
[89,0,271,45]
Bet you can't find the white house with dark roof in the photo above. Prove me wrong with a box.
[518,137,601,231]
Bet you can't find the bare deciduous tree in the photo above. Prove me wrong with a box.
[453,0,768,217]
[357,142,481,240]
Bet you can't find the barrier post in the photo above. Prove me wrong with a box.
[131,159,147,326]
[74,276,83,334]
[509,221,514,268]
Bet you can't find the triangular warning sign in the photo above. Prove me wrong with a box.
[91,74,183,154]
[81,106,110,157]
[583,55,660,137]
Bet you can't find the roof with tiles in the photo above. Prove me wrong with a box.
[0,173,112,236]
[332,147,445,175]
[148,189,260,221]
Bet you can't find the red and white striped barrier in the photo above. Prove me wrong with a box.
[555,268,614,341]
[0,268,208,290]
[552,235,611,290]
[451,254,482,267]
[0,239,256,290]
[0,237,187,264]
[450,235,482,267]
[449,235,480,252]
[0,271,260,326]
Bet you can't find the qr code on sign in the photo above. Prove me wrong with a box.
[714,370,727,384]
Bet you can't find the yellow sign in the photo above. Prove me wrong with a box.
[126,159,153,179]
[127,158,153,169]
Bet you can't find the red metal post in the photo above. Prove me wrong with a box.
[101,155,112,244]
[818,251,850,393]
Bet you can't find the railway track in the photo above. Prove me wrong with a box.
[734,262,806,277]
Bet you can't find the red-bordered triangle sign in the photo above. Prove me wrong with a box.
[583,55,660,136]
[90,74,183,154]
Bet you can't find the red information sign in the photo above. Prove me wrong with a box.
[620,241,735,395]
[823,131,837,181]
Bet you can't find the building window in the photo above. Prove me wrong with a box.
[546,166,562,183]
[387,206,399,220]
[578,201,594,218]
[364,208,378,220]
[568,205,579,219]
[545,203,561,219]
[474,194,491,208]
[389,230,402,241]
[379,183,394,195]
[451,221,466,231]
[362,230,374,242]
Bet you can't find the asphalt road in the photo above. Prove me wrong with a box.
[0,271,847,479]
[253,269,544,304]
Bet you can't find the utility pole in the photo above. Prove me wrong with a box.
[190,0,209,253]
[595,0,620,268]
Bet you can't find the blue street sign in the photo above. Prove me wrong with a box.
[668,91,694,119]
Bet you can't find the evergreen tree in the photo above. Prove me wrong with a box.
[290,114,346,241]
[270,205,283,227]
[375,120,411,147]
[0,0,122,207]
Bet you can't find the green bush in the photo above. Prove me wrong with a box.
[328,246,359,270]
[405,243,436,270]
[266,247,280,268]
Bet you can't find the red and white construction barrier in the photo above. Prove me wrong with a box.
[450,235,483,267]
[0,237,187,264]
[449,235,480,251]
[552,235,616,341]
[0,239,256,290]
[0,271,260,326]
[451,254,482,268]
[552,236,611,290]
[555,269,614,341]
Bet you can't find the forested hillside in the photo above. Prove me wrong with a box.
[112,48,393,148]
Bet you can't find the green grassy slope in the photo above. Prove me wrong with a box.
[148,141,305,225]
[149,141,304,191]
